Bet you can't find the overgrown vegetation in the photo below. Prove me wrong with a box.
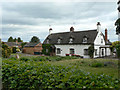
[88,44,94,58]
[42,44,52,55]
[2,56,120,89]
[110,41,120,58]
[2,42,12,58]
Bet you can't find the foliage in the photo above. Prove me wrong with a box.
[2,58,120,89]
[8,37,23,42]
[42,44,52,55]
[30,36,40,43]
[115,18,120,34]
[12,47,17,53]
[17,37,23,42]
[110,41,120,58]
[91,62,104,67]
[88,45,94,58]
[2,42,12,58]
[21,42,27,48]
[115,44,120,58]
[8,36,14,42]
[16,48,20,52]
[14,38,17,42]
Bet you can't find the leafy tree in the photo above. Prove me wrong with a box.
[8,36,14,42]
[18,37,22,42]
[115,44,120,58]
[14,38,17,42]
[21,42,27,48]
[2,42,12,58]
[88,44,94,58]
[115,18,120,35]
[110,41,120,52]
[30,36,40,43]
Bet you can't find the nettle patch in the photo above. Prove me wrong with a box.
[2,58,120,89]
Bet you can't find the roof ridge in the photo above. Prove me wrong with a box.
[51,29,97,35]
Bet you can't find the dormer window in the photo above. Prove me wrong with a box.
[83,36,87,43]
[57,39,61,44]
[47,39,49,44]
[69,38,73,43]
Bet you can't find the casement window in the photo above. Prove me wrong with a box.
[101,39,103,43]
[57,48,61,54]
[70,48,75,54]
[69,38,73,43]
[84,49,88,55]
[95,49,97,56]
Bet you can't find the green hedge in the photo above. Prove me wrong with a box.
[2,58,120,89]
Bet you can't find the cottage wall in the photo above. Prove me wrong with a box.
[55,44,90,58]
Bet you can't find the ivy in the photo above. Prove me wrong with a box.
[88,44,94,58]
[42,44,52,55]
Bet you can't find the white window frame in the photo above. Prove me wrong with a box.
[69,38,73,43]
[83,37,87,43]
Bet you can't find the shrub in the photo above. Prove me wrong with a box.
[2,43,12,58]
[91,62,103,67]
[12,47,17,53]
[88,45,94,58]
[20,57,30,61]
[2,59,120,89]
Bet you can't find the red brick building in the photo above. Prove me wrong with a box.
[23,42,42,55]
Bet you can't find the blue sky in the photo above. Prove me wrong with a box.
[0,1,118,42]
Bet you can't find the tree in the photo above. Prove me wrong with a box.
[8,36,14,42]
[115,18,120,35]
[115,44,120,58]
[30,36,40,43]
[14,38,17,42]
[110,41,120,58]
[18,37,22,42]
[2,42,12,58]
[21,42,27,48]
[88,44,94,58]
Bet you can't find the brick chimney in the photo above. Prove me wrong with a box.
[105,28,107,41]
[70,27,74,32]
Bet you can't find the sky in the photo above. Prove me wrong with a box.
[0,0,118,42]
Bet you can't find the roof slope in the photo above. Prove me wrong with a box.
[43,29,98,45]
[5,42,22,46]
[24,42,40,47]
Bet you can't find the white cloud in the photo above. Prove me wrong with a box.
[1,2,118,42]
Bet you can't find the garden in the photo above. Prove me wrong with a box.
[2,55,120,89]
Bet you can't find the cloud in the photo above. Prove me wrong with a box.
[1,2,118,42]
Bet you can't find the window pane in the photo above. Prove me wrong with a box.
[70,48,74,54]
[57,48,61,54]
[84,49,88,55]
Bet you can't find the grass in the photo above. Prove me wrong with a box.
[9,53,119,79]
[48,58,118,79]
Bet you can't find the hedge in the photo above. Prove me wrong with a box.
[2,58,120,89]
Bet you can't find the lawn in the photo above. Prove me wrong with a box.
[48,58,118,79]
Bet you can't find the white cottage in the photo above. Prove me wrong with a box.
[43,22,111,58]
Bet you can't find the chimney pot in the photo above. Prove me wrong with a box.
[70,27,74,32]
